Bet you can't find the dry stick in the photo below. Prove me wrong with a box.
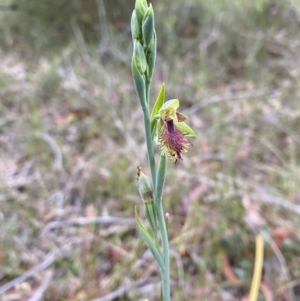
[96,0,109,46]
[254,190,300,215]
[0,253,56,295]
[71,18,90,62]
[28,270,53,301]
[43,216,136,232]
[40,133,62,169]
[269,236,296,301]
[183,88,272,115]
[249,235,264,301]
[89,278,158,301]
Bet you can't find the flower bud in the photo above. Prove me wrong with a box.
[131,10,141,42]
[142,4,154,48]
[136,167,158,234]
[137,167,153,202]
[131,52,146,107]
[133,40,147,74]
[145,31,156,81]
[135,0,148,25]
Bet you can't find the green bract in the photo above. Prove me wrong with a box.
[151,83,165,119]
[137,168,158,235]
[133,40,147,74]
[135,0,148,24]
[144,200,158,235]
[145,31,156,81]
[131,10,141,42]
[137,168,153,202]
[135,206,164,270]
[131,53,146,107]
[151,83,165,136]
[142,4,154,48]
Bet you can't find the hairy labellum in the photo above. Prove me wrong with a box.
[159,119,190,163]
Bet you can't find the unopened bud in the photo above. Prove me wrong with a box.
[133,40,147,75]
[142,4,154,48]
[131,53,146,107]
[135,0,148,24]
[136,166,153,202]
[131,10,141,42]
[145,32,156,81]
[137,167,158,234]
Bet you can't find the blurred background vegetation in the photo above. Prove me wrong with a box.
[1,0,300,300]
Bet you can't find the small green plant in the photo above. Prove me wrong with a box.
[131,1,196,300]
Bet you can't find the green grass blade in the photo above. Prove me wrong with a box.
[135,206,165,271]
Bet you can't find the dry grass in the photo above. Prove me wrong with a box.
[1,0,300,300]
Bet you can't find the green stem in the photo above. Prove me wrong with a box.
[155,155,170,301]
[142,82,156,191]
[146,79,150,106]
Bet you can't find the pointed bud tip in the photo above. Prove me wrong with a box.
[133,40,147,74]
[142,3,155,48]
[135,0,148,23]
[149,3,153,12]
[136,166,142,177]
[131,10,141,41]
[137,169,153,202]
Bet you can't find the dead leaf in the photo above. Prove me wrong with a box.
[106,243,128,263]
[85,204,97,218]
[221,255,239,283]
[260,282,273,301]
[242,194,265,229]
[272,227,292,250]
[53,111,76,125]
